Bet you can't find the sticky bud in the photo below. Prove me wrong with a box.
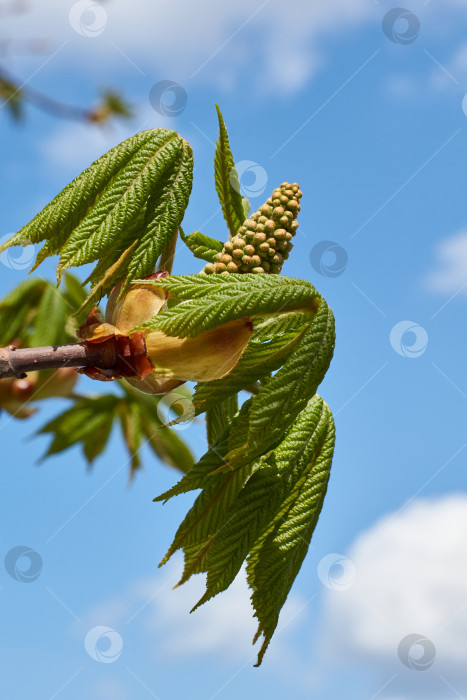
[78,275,253,395]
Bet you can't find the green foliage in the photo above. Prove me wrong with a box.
[38,386,195,477]
[94,89,133,121]
[157,396,335,665]
[134,274,321,337]
[0,108,337,666]
[0,129,193,309]
[39,394,119,464]
[180,229,224,263]
[214,104,245,238]
[0,275,194,477]
[0,273,86,347]
[148,273,334,663]
[206,394,238,446]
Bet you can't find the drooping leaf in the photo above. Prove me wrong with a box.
[156,398,255,505]
[30,284,70,347]
[125,138,193,286]
[120,383,195,475]
[214,104,245,238]
[38,395,119,464]
[0,276,85,347]
[156,395,335,665]
[0,278,46,346]
[156,400,257,585]
[242,298,335,456]
[141,414,194,474]
[159,459,255,584]
[247,399,335,665]
[118,398,144,476]
[0,129,193,305]
[194,397,328,606]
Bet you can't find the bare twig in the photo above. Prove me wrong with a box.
[0,341,117,379]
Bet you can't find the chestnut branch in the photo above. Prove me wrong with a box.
[0,341,117,380]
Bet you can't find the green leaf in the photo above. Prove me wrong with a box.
[38,395,119,464]
[0,278,46,346]
[155,417,234,502]
[160,462,254,585]
[194,396,328,608]
[156,395,335,665]
[62,273,88,311]
[30,284,70,347]
[78,241,138,314]
[125,138,193,288]
[119,383,195,475]
[141,414,195,475]
[118,399,144,476]
[0,129,194,304]
[3,130,156,253]
[134,274,321,338]
[214,104,245,238]
[156,399,257,585]
[206,394,238,446]
[247,399,335,665]
[180,229,223,263]
[155,398,253,503]
[242,298,335,456]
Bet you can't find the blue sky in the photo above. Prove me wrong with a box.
[1,1,467,698]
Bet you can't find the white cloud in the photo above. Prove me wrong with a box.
[139,561,259,660]
[3,0,467,114]
[425,230,467,296]
[80,556,305,668]
[321,495,467,698]
[3,0,380,95]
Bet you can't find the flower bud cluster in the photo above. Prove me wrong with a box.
[203,182,302,275]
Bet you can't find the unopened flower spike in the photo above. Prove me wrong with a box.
[203,182,302,275]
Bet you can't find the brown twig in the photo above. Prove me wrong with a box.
[0,65,93,121]
[0,341,117,380]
